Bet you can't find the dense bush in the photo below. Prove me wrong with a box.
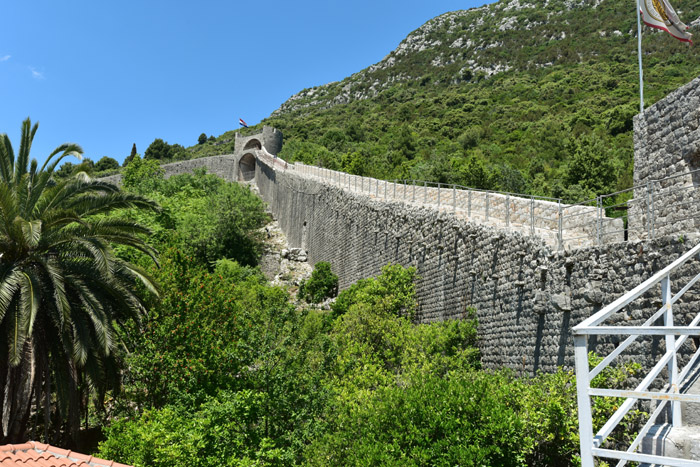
[298,261,338,303]
[331,263,417,318]
[120,164,268,267]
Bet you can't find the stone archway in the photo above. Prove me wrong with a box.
[243,139,262,150]
[239,153,256,181]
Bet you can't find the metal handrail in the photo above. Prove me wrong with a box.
[279,161,700,251]
[290,162,588,248]
[573,241,700,467]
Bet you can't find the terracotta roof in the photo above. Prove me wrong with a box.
[0,442,132,467]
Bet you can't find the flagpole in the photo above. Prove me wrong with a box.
[637,0,645,112]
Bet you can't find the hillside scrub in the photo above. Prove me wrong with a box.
[99,251,643,466]
[94,135,647,465]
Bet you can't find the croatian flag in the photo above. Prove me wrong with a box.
[239,118,248,128]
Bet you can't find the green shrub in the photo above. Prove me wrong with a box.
[331,263,416,318]
[298,262,338,303]
[98,391,291,467]
[122,155,165,194]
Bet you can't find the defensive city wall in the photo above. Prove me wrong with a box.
[254,76,700,374]
[101,78,700,374]
[256,157,700,375]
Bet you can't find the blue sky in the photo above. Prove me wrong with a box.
[0,0,490,165]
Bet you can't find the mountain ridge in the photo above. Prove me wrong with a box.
[272,0,661,117]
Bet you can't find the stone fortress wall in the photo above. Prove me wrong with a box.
[99,80,700,373]
[631,76,700,241]
[256,154,700,374]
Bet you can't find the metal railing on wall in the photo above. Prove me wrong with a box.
[560,168,700,250]
[283,162,700,250]
[573,241,700,467]
[291,162,605,249]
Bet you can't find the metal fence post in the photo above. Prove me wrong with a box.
[530,196,535,236]
[506,194,510,228]
[646,180,652,238]
[574,334,595,467]
[650,181,656,239]
[468,190,472,218]
[486,193,490,220]
[597,196,602,246]
[412,180,416,202]
[453,184,456,213]
[662,275,682,427]
[437,183,441,208]
[424,181,427,204]
[393,180,397,199]
[558,200,563,251]
[384,180,387,199]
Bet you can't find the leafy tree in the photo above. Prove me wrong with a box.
[454,154,494,190]
[144,138,173,160]
[320,128,347,153]
[331,263,417,319]
[95,156,120,172]
[208,135,216,142]
[54,162,75,179]
[0,118,159,443]
[564,133,619,200]
[198,133,207,145]
[122,154,165,194]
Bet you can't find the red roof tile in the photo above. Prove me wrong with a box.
[0,442,132,467]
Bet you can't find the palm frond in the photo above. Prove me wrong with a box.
[15,218,42,248]
[39,143,83,175]
[19,272,40,335]
[14,118,37,184]
[0,134,15,183]
[0,268,21,323]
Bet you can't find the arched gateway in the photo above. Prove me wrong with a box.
[238,152,256,181]
[232,127,284,183]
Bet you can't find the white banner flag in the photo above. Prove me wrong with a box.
[640,0,692,43]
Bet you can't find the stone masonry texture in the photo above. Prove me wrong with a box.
[255,156,700,375]
[632,75,700,240]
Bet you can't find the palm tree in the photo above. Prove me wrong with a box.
[0,118,160,443]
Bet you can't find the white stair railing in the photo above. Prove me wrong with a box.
[574,241,700,467]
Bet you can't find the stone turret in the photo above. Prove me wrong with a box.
[234,126,283,157]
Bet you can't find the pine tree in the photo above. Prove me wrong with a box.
[123,143,138,167]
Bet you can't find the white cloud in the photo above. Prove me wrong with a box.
[29,67,45,80]
[0,55,10,62]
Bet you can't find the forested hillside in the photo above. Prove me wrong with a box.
[252,0,700,202]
